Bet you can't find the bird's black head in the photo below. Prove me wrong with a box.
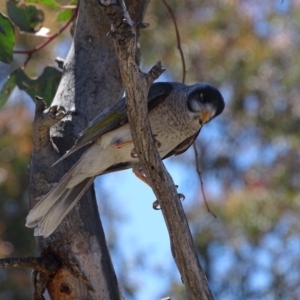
[187,83,225,125]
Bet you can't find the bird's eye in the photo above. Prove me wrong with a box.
[199,93,204,102]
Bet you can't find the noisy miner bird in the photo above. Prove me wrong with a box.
[26,82,225,237]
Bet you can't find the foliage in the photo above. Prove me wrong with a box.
[1,67,62,108]
[6,0,45,33]
[0,105,34,299]
[0,13,15,63]
[140,0,300,298]
[0,0,76,108]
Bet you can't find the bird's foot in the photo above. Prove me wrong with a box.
[130,135,161,158]
[132,167,149,184]
[154,137,161,149]
[153,192,185,210]
[111,139,133,149]
[131,147,138,158]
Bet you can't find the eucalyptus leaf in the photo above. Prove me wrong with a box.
[0,67,62,108]
[56,9,73,22]
[0,70,17,109]
[24,0,60,8]
[0,13,15,64]
[6,0,44,33]
[15,67,62,106]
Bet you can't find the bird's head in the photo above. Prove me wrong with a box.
[187,83,225,125]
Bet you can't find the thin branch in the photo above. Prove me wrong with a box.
[0,256,60,275]
[161,0,186,83]
[32,269,48,300]
[99,2,214,299]
[13,5,78,67]
[0,256,60,300]
[163,0,213,216]
[193,143,217,218]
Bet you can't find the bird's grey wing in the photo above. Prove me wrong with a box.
[82,82,172,144]
[53,82,173,166]
[52,100,128,166]
[163,128,202,160]
[147,82,173,111]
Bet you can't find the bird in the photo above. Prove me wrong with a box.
[26,82,225,237]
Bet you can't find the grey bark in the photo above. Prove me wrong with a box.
[28,0,148,299]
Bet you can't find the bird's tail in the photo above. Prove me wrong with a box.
[26,162,95,237]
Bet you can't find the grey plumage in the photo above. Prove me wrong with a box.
[26,82,225,237]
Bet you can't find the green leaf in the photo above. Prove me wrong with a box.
[0,23,6,35]
[15,67,62,106]
[56,8,73,22]
[0,13,15,64]
[24,0,60,9]
[0,70,17,109]
[6,1,44,33]
[0,67,62,108]
[55,0,77,5]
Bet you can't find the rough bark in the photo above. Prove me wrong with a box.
[28,0,149,299]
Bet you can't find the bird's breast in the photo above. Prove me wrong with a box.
[149,105,200,157]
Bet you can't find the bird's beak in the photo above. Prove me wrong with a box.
[200,108,212,125]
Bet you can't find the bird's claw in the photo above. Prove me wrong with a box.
[154,138,161,149]
[131,148,138,158]
[130,136,161,159]
[152,192,185,210]
[153,200,160,210]
[178,193,185,201]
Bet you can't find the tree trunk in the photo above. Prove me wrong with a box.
[28,0,148,298]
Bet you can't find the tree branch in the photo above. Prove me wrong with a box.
[193,143,217,218]
[161,0,186,83]
[0,255,60,300]
[0,255,60,274]
[162,0,215,218]
[13,5,78,67]
[100,1,214,299]
[32,96,68,153]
